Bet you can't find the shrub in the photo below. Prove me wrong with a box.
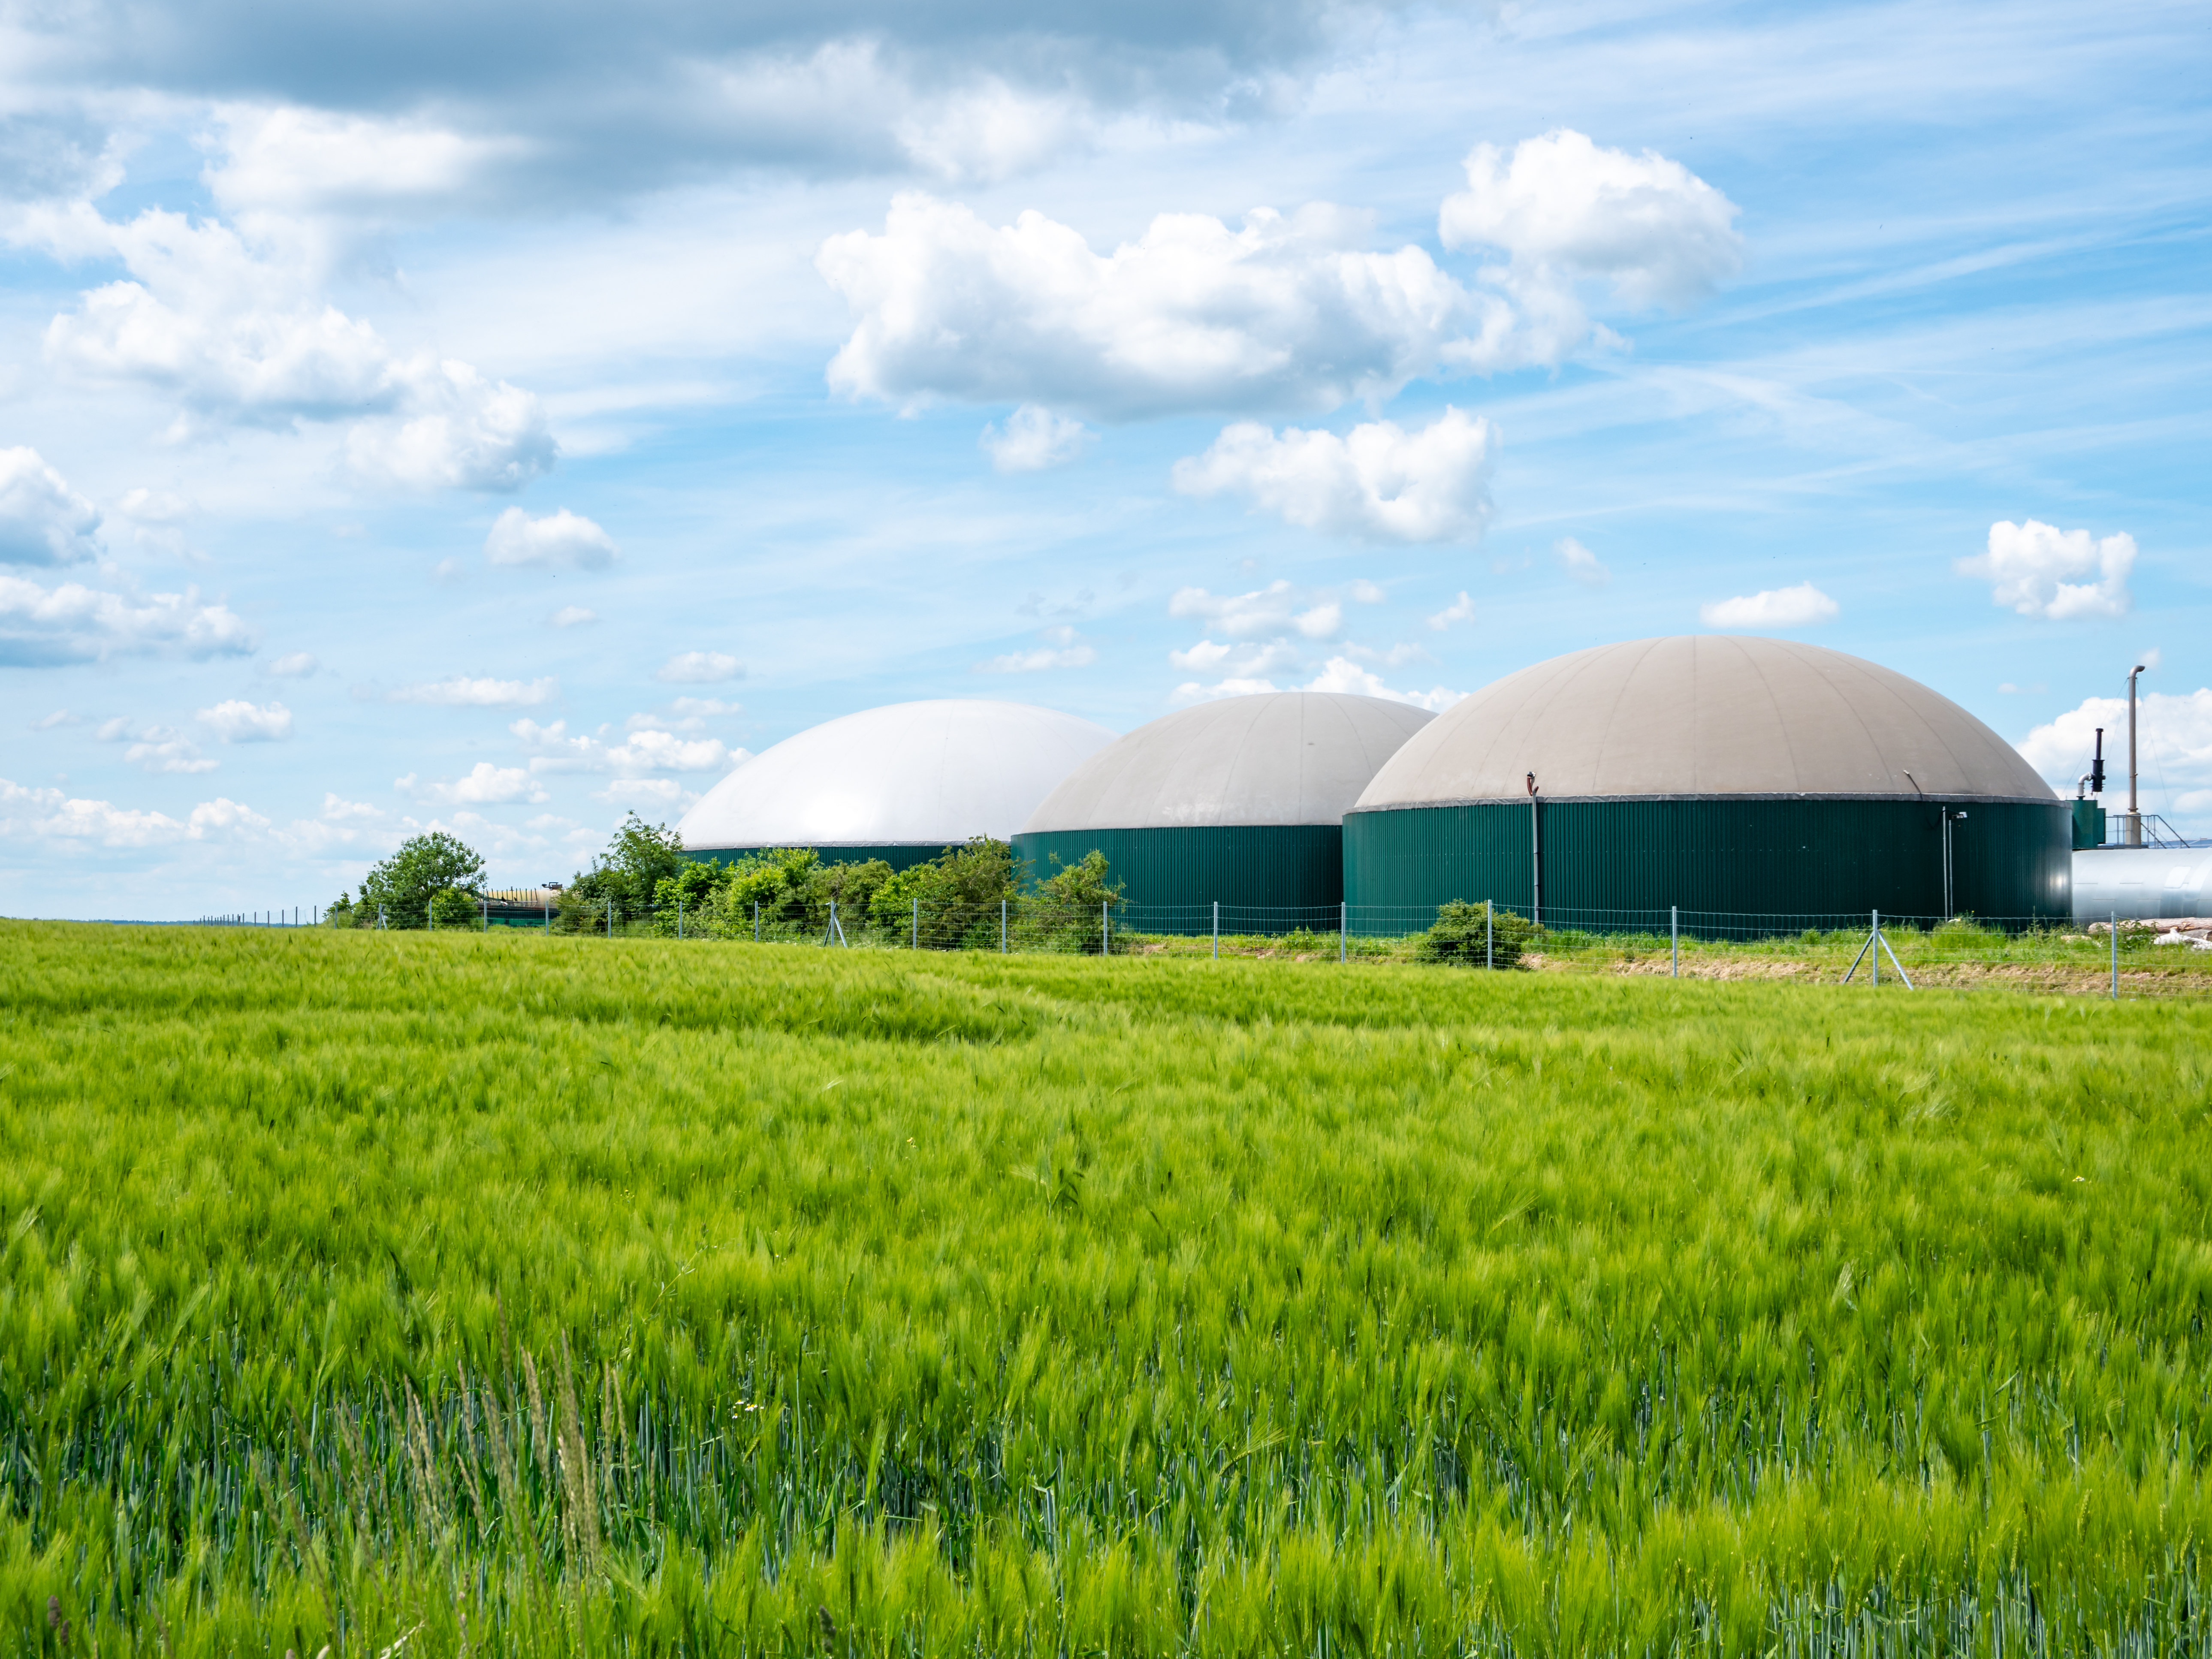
[874,839,1021,950]
[1024,849,1124,953]
[429,888,479,928]
[1416,899,1532,968]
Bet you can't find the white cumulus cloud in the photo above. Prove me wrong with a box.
[818,134,1735,421]
[1428,591,1476,630]
[42,210,555,492]
[976,627,1098,672]
[1302,657,1463,711]
[0,778,186,847]
[267,650,318,676]
[1174,407,1496,543]
[389,675,558,707]
[1169,581,1342,639]
[484,506,619,570]
[399,763,549,806]
[1440,129,1744,363]
[656,651,742,684]
[0,448,103,566]
[980,404,1095,471]
[1958,520,2136,620]
[1170,638,1303,677]
[0,573,256,665]
[125,732,217,773]
[820,194,1500,420]
[115,488,191,525]
[511,718,741,775]
[1699,582,1839,630]
[1556,536,1610,587]
[548,606,598,628]
[198,699,293,742]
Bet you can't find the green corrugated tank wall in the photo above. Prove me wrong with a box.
[1014,824,1344,923]
[1343,796,2071,926]
[684,843,951,872]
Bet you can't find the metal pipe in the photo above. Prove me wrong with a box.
[1212,901,1219,960]
[1871,910,1880,988]
[1101,899,1110,957]
[1526,772,1541,928]
[1671,905,1679,978]
[1340,900,1346,964]
[1486,901,1493,970]
[2112,911,2119,998]
[2127,664,2146,844]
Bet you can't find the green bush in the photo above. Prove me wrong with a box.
[1023,849,1124,953]
[429,887,480,928]
[874,839,1021,949]
[1416,899,1532,968]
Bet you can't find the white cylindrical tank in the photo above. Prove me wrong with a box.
[678,698,1114,857]
[2072,845,2212,922]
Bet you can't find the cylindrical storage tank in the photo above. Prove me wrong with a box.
[2072,847,2212,922]
[1013,692,1434,921]
[1344,636,2069,926]
[679,699,1114,869]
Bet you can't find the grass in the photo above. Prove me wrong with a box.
[0,919,2209,1655]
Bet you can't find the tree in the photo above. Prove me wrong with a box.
[356,832,486,928]
[567,814,685,921]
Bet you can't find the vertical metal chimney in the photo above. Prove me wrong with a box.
[2126,664,2146,846]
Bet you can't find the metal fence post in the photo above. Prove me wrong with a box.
[1212,901,1219,960]
[912,896,919,950]
[754,899,760,942]
[1486,902,1493,970]
[1871,909,1880,987]
[1101,899,1110,957]
[1671,905,1679,978]
[426,898,432,933]
[677,896,684,940]
[607,896,614,938]
[1340,900,1347,963]
[1001,897,1008,953]
[2112,911,2119,1000]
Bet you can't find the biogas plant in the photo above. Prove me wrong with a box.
[677,636,2208,928]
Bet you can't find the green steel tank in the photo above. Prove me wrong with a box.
[1343,636,2069,926]
[1015,691,1433,924]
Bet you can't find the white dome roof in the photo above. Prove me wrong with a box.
[1022,692,1434,833]
[1357,636,2056,807]
[680,699,1115,851]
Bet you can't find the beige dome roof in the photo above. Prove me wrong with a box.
[1355,636,2056,808]
[1023,692,1433,832]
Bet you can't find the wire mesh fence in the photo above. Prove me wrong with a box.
[193,891,2212,997]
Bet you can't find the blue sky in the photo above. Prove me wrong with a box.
[1,0,2206,917]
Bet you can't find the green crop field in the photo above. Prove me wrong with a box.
[2,920,2209,1657]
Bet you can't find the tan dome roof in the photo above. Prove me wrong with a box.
[1024,692,1433,832]
[1355,636,2056,808]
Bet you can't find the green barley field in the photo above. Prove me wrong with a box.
[3,920,2210,1657]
